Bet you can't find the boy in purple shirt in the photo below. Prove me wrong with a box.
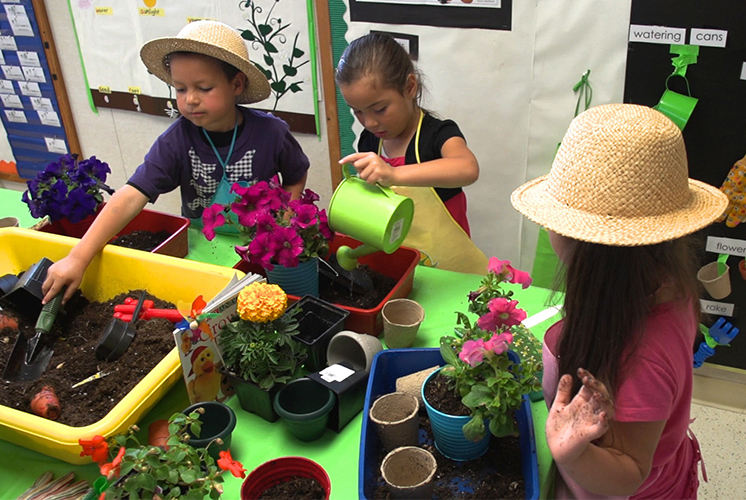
[43,21,309,304]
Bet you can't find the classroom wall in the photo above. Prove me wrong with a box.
[0,0,633,271]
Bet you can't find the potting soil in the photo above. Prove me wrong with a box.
[109,230,170,252]
[0,290,176,426]
[258,476,326,499]
[318,265,396,310]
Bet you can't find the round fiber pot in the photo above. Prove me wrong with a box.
[697,261,731,299]
[421,368,490,461]
[241,456,331,500]
[183,401,237,461]
[273,377,335,442]
[265,257,319,298]
[382,299,425,348]
[0,216,19,228]
[381,446,437,499]
[369,392,420,453]
[326,330,383,374]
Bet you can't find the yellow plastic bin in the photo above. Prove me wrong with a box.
[0,228,239,464]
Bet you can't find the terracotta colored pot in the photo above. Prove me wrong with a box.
[147,419,170,449]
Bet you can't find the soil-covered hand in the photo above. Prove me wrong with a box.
[340,152,398,186]
[546,368,615,465]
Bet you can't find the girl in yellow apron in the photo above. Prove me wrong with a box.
[335,33,488,275]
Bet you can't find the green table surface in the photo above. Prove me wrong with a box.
[0,191,561,499]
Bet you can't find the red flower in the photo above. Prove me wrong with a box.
[217,450,246,478]
[99,446,126,478]
[79,435,109,464]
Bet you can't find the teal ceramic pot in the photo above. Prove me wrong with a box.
[265,257,319,298]
[182,401,237,461]
[421,367,490,461]
[274,378,336,442]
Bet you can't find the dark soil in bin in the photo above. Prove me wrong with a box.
[0,290,176,426]
[258,477,326,499]
[318,265,396,310]
[110,230,170,252]
[370,371,525,499]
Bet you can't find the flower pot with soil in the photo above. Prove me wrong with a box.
[218,282,308,422]
[288,295,349,372]
[273,377,336,441]
[0,229,238,464]
[241,456,331,500]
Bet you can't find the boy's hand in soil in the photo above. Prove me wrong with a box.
[546,368,615,465]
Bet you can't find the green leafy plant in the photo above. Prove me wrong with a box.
[218,282,307,389]
[79,408,245,500]
[439,258,543,441]
[238,0,309,110]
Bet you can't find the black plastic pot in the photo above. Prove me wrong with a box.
[183,401,237,461]
[289,295,349,372]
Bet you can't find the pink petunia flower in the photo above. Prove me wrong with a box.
[487,257,511,276]
[273,226,304,268]
[248,232,280,269]
[507,266,532,289]
[483,332,513,355]
[477,297,527,332]
[290,203,319,229]
[459,339,486,367]
[201,204,227,241]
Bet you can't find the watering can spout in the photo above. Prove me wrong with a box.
[337,244,378,271]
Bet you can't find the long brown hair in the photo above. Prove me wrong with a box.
[335,33,424,103]
[557,236,701,396]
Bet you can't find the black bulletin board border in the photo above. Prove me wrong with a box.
[349,0,512,31]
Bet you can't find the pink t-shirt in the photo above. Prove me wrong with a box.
[543,299,703,499]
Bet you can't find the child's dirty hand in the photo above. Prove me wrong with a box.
[546,368,615,465]
[339,152,397,186]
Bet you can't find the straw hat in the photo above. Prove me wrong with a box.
[140,20,270,104]
[511,103,728,246]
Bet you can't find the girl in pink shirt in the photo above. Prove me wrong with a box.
[511,104,728,498]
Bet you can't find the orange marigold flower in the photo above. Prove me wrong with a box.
[217,450,246,478]
[79,435,109,464]
[99,446,126,479]
[236,282,287,323]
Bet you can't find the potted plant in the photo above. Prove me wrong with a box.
[201,176,333,297]
[218,281,308,422]
[78,406,246,499]
[22,153,114,233]
[423,257,543,460]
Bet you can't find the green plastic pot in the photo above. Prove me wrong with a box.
[183,401,237,461]
[273,378,336,442]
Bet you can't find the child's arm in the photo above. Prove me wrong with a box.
[42,185,149,304]
[282,172,308,201]
[340,136,479,188]
[547,370,665,496]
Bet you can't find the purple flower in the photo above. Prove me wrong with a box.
[273,226,304,268]
[317,209,334,239]
[66,186,99,223]
[289,203,318,229]
[248,232,280,269]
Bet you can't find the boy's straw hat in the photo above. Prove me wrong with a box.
[140,20,270,104]
[511,103,727,246]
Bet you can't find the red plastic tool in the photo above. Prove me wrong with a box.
[113,307,183,323]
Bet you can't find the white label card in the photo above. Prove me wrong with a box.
[700,299,735,317]
[690,29,728,48]
[741,62,746,81]
[30,96,53,111]
[0,52,4,65]
[17,50,40,67]
[18,80,40,96]
[22,66,45,83]
[45,137,68,154]
[0,79,14,94]
[629,24,686,45]
[1,93,22,108]
[0,36,17,51]
[319,363,355,383]
[4,5,33,37]
[38,109,60,127]
[1,65,23,80]
[4,108,26,122]
[705,236,746,257]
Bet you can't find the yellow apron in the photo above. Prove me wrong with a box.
[380,112,489,275]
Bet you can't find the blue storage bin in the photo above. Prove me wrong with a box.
[359,348,540,500]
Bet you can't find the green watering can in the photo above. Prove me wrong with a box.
[328,171,414,271]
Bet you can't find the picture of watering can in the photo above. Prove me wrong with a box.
[328,172,414,271]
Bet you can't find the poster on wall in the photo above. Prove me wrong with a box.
[624,0,746,371]
[349,0,511,30]
[68,0,318,134]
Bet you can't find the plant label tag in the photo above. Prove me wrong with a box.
[320,363,355,383]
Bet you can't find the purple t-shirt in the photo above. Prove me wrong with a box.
[128,106,310,219]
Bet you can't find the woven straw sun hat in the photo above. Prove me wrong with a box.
[511,103,728,246]
[140,20,270,104]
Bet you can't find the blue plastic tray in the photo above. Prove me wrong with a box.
[359,348,540,499]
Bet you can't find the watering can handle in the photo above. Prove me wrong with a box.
[341,163,399,199]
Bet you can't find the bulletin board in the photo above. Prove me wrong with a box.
[0,0,80,181]
[623,0,746,371]
[68,0,319,135]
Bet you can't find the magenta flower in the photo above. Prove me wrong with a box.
[248,232,280,269]
[487,257,511,276]
[232,180,268,205]
[201,204,227,241]
[290,203,319,229]
[317,210,334,239]
[477,297,527,332]
[486,257,532,289]
[459,339,486,367]
[301,188,320,204]
[507,266,532,289]
[483,332,513,355]
[273,226,304,268]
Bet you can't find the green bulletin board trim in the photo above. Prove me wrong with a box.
[66,0,98,115]
[307,0,321,139]
[329,0,356,157]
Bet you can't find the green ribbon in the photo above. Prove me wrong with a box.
[669,44,699,78]
[573,69,593,118]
